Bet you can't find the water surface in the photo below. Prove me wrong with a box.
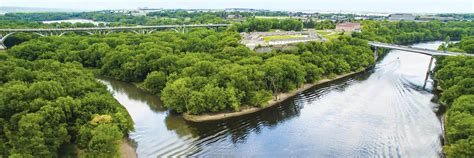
[42,19,106,25]
[100,41,444,157]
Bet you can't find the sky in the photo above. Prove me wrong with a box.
[1,0,473,13]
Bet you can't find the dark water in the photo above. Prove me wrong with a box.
[99,41,444,157]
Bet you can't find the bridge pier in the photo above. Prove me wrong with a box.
[0,36,7,50]
[374,47,378,61]
[423,56,434,89]
[0,41,5,50]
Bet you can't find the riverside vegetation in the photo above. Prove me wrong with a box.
[434,36,474,157]
[6,30,375,115]
[0,52,133,157]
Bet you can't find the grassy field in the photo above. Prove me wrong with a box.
[316,30,352,40]
[262,35,306,42]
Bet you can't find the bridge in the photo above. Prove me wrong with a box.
[368,41,474,57]
[0,24,230,48]
[368,41,472,89]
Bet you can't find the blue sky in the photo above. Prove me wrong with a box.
[1,0,473,13]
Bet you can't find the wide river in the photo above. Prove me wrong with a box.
[100,41,444,157]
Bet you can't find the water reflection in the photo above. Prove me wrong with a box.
[99,41,444,157]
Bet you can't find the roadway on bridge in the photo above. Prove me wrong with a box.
[368,41,473,56]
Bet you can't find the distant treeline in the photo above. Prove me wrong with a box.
[353,20,474,44]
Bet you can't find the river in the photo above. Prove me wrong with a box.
[99,41,444,157]
[42,19,106,26]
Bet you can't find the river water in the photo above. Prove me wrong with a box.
[42,19,106,26]
[99,41,444,157]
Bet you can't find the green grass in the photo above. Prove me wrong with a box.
[262,35,306,42]
[316,30,352,40]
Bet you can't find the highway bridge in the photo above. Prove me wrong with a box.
[0,24,230,48]
[368,41,473,57]
[368,41,472,89]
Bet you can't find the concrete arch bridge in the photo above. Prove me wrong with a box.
[0,24,230,48]
[369,41,473,88]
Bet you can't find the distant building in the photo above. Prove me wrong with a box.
[388,13,415,21]
[138,7,163,13]
[335,22,361,32]
[224,8,270,12]
[226,14,243,19]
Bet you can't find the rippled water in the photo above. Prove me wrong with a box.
[99,41,444,157]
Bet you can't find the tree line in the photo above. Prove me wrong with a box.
[442,36,474,53]
[353,20,474,44]
[232,18,304,32]
[0,52,133,157]
[434,36,474,157]
[0,11,228,29]
[304,19,336,30]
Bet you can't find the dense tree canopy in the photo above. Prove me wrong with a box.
[0,52,133,157]
[7,29,374,115]
[232,18,304,32]
[434,36,474,157]
[303,20,336,30]
[443,36,474,54]
[354,20,474,44]
[0,11,229,28]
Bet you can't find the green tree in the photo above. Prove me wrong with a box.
[87,124,123,156]
[143,71,167,94]
[161,78,193,113]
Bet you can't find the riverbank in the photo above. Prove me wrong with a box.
[183,70,366,122]
[120,139,137,158]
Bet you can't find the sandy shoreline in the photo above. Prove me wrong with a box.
[120,139,137,158]
[183,70,366,122]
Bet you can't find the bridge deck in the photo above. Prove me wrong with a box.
[368,42,473,56]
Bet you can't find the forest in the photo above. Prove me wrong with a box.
[0,52,133,156]
[230,18,337,32]
[0,11,228,28]
[434,36,474,157]
[442,36,474,53]
[6,29,374,115]
[0,12,335,33]
[353,20,474,44]
[232,17,304,32]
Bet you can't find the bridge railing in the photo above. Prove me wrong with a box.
[368,41,473,56]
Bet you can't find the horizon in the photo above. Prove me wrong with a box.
[1,0,473,13]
